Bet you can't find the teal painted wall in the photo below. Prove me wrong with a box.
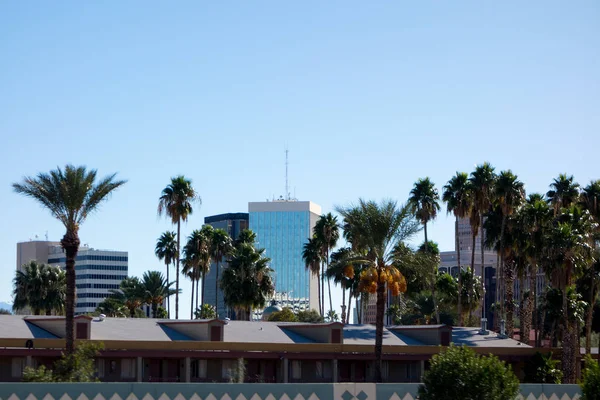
[0,383,582,400]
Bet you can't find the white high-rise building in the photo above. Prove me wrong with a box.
[16,241,128,315]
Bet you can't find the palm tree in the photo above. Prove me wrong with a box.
[494,171,525,326]
[302,237,322,315]
[221,242,274,321]
[336,199,420,382]
[469,162,497,327]
[183,229,209,317]
[158,176,199,320]
[118,277,145,318]
[211,228,232,317]
[408,177,441,246]
[13,165,125,354]
[327,247,356,323]
[547,174,580,215]
[581,180,600,353]
[522,194,552,346]
[442,172,471,325]
[417,241,442,323]
[43,265,66,316]
[13,261,50,315]
[546,205,596,383]
[141,271,176,318]
[582,180,600,239]
[314,213,340,314]
[182,257,200,319]
[155,231,177,318]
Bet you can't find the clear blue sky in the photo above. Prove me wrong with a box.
[1,1,598,319]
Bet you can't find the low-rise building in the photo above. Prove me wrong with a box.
[0,315,538,383]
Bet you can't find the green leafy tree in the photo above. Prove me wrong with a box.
[194,303,217,319]
[155,231,177,317]
[158,176,199,319]
[314,213,340,315]
[336,199,420,382]
[23,341,104,382]
[221,240,274,321]
[13,165,125,354]
[95,297,127,317]
[523,352,562,384]
[581,354,600,400]
[443,172,471,325]
[268,307,298,322]
[418,345,519,400]
[296,309,324,323]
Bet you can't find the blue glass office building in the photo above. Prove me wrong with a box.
[249,201,321,312]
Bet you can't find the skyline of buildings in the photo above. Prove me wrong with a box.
[16,241,128,315]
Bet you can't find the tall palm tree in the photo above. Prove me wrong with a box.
[522,194,552,346]
[546,205,596,383]
[314,213,340,314]
[408,177,441,246]
[547,173,580,215]
[327,247,356,323]
[198,225,215,306]
[221,242,274,321]
[13,165,125,354]
[442,172,471,325]
[211,228,232,317]
[302,237,323,315]
[155,231,177,318]
[494,171,525,324]
[336,199,420,382]
[158,176,199,320]
[183,229,206,317]
[141,271,176,318]
[469,162,497,326]
[581,180,600,353]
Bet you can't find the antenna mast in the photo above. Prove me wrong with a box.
[285,148,289,200]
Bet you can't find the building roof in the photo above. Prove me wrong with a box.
[0,315,530,349]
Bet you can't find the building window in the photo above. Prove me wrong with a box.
[121,359,136,379]
[316,361,332,379]
[11,357,25,378]
[97,359,105,378]
[292,360,302,380]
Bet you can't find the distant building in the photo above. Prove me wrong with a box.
[16,241,128,315]
[203,213,249,318]
[248,200,321,313]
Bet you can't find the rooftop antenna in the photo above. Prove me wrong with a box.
[45,231,48,241]
[285,148,289,201]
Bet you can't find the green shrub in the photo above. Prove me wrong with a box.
[581,355,600,400]
[23,341,103,382]
[268,307,298,322]
[418,345,519,400]
[524,352,562,383]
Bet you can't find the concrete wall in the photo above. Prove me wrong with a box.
[0,382,583,400]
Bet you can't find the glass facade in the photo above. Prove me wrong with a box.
[249,211,311,302]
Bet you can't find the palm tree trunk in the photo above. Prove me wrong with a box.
[201,270,206,307]
[469,233,477,323]
[215,260,220,317]
[562,286,576,383]
[347,291,353,324]
[505,261,515,338]
[176,220,181,320]
[498,217,506,327]
[424,222,428,246]
[586,283,595,355]
[152,302,158,318]
[374,274,386,383]
[327,249,333,314]
[61,230,80,356]
[166,262,170,318]
[356,296,361,324]
[520,275,531,345]
[317,270,322,316]
[480,215,486,325]
[321,261,325,315]
[190,278,195,319]
[341,282,346,324]
[527,265,537,345]
[456,217,463,326]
